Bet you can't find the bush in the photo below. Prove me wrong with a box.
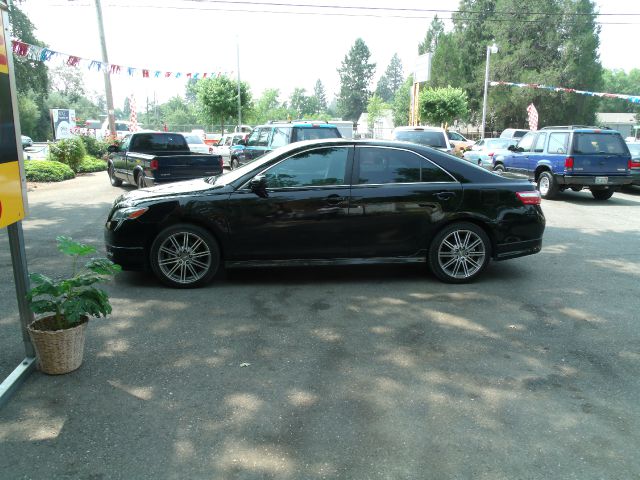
[48,137,87,172]
[77,156,108,173]
[77,134,110,158]
[24,160,75,182]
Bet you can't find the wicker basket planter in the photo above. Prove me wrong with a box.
[28,315,89,375]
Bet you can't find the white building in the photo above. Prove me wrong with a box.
[356,109,395,139]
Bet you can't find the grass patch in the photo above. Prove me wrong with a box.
[77,155,108,173]
[24,160,75,182]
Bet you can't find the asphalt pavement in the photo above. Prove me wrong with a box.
[1,172,639,479]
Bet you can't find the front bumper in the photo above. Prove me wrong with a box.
[105,243,146,271]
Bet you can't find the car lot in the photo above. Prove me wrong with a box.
[1,172,639,479]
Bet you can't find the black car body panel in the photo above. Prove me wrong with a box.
[105,139,545,283]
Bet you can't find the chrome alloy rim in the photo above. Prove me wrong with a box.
[157,232,212,284]
[538,175,550,196]
[438,230,486,279]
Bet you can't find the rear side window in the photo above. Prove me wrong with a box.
[393,130,447,148]
[357,147,453,184]
[548,133,569,154]
[293,127,340,142]
[573,133,628,155]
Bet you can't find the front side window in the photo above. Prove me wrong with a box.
[118,135,131,152]
[263,147,349,188]
[256,128,271,147]
[516,132,535,152]
[448,132,464,141]
[247,128,262,146]
[224,136,232,146]
[533,133,547,153]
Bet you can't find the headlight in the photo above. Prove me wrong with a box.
[110,206,148,230]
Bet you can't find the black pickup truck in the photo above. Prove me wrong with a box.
[107,132,223,188]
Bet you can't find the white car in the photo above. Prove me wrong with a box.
[183,134,213,154]
[215,132,249,169]
[391,126,454,154]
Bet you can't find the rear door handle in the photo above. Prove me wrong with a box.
[435,191,456,200]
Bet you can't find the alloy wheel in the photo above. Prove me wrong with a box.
[156,231,212,285]
[437,229,486,280]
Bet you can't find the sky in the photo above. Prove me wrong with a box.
[14,0,640,111]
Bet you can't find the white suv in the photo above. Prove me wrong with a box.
[215,132,248,169]
[391,126,454,154]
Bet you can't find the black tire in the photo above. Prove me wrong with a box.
[230,158,239,170]
[428,222,491,284]
[150,224,221,288]
[570,186,583,192]
[136,171,146,189]
[590,188,614,201]
[537,171,558,199]
[108,164,122,187]
[493,163,505,173]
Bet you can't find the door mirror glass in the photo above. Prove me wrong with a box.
[107,144,118,153]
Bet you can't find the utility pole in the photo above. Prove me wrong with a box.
[94,0,116,137]
[236,36,241,129]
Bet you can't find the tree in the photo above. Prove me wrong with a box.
[392,76,413,127]
[313,79,328,114]
[419,15,445,54]
[289,88,315,118]
[196,75,251,133]
[366,94,388,137]
[158,95,198,130]
[376,53,404,103]
[419,87,469,127]
[48,66,85,103]
[337,38,376,122]
[122,97,131,119]
[598,69,640,114]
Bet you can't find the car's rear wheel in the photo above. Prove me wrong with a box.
[493,163,505,172]
[537,171,558,199]
[590,188,614,200]
[230,158,239,170]
[428,222,491,283]
[136,171,146,189]
[108,164,122,186]
[150,224,220,288]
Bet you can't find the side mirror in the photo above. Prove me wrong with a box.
[107,144,118,153]
[249,175,268,197]
[507,144,516,152]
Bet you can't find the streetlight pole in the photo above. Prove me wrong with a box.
[481,43,498,139]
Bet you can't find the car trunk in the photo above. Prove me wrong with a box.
[570,133,630,176]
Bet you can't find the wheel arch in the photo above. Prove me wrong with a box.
[534,165,551,182]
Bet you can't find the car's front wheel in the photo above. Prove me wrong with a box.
[590,188,614,200]
[230,158,239,170]
[428,222,491,283]
[150,224,221,288]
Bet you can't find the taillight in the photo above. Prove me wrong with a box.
[630,159,640,168]
[150,159,159,170]
[565,156,574,169]
[488,152,495,157]
[516,191,541,205]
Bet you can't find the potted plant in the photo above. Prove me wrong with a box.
[26,236,121,374]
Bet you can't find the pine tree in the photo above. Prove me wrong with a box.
[337,38,376,122]
[419,15,445,54]
[313,79,328,114]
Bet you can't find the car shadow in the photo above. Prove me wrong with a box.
[544,189,640,206]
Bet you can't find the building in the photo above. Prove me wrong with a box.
[596,113,638,139]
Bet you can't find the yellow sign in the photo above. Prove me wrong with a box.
[0,11,26,229]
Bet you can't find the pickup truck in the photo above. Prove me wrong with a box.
[492,126,632,200]
[107,132,223,189]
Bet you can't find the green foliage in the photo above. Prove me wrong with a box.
[337,38,376,122]
[48,137,87,172]
[376,53,404,103]
[26,236,121,330]
[367,94,388,133]
[77,135,110,158]
[196,76,251,133]
[17,90,41,137]
[419,15,445,54]
[392,76,413,127]
[289,88,318,118]
[24,160,75,182]
[246,89,289,124]
[77,156,108,173]
[419,87,469,127]
[313,80,328,114]
[598,69,640,114]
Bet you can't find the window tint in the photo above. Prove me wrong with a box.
[184,135,204,144]
[513,130,528,138]
[256,128,271,147]
[129,133,187,152]
[293,127,341,142]
[119,136,131,152]
[224,136,232,146]
[263,147,349,188]
[516,132,535,152]
[573,133,628,155]
[232,136,243,146]
[548,132,569,154]
[393,130,447,148]
[533,133,547,153]
[448,132,463,141]
[357,147,453,184]
[247,128,262,146]
[270,127,292,148]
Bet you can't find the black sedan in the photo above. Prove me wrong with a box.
[104,139,545,288]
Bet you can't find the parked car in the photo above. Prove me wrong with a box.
[21,135,33,149]
[97,120,134,140]
[447,131,474,154]
[626,142,640,186]
[182,134,213,154]
[492,126,632,200]
[231,120,342,166]
[104,138,545,288]
[215,132,249,169]
[107,132,223,189]
[500,128,530,140]
[391,126,454,154]
[463,138,518,167]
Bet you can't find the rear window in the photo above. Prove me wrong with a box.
[393,130,447,148]
[513,130,528,138]
[130,133,188,152]
[293,127,341,142]
[184,135,204,144]
[572,133,628,155]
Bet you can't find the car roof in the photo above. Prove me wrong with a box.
[393,126,445,132]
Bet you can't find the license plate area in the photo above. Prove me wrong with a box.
[595,176,608,184]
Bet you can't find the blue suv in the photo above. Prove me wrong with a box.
[492,126,632,200]
[230,121,342,168]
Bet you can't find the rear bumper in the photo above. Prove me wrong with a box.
[494,237,543,260]
[556,175,632,186]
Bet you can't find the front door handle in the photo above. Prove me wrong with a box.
[435,191,456,200]
[326,194,345,205]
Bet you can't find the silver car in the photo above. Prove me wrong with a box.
[463,138,517,168]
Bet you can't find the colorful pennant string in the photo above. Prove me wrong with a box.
[490,81,640,105]
[10,39,233,79]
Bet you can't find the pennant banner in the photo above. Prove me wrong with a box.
[490,81,640,105]
[10,38,234,80]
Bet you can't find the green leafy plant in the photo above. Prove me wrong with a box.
[26,236,121,331]
[77,156,108,173]
[48,137,87,172]
[24,160,75,182]
[77,134,110,158]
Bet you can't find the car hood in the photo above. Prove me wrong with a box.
[114,178,225,207]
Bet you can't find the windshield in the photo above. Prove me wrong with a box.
[393,130,447,148]
[573,133,628,155]
[185,135,204,144]
[485,139,512,150]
